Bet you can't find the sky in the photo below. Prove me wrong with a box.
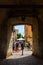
[15,25,25,37]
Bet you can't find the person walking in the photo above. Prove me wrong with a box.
[12,39,15,53]
[21,42,24,55]
[15,41,19,51]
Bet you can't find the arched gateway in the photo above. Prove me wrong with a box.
[0,6,43,59]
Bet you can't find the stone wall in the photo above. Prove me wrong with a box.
[38,21,43,57]
[25,25,32,45]
[0,8,43,59]
[32,18,39,56]
[0,23,8,59]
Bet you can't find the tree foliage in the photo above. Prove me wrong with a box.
[17,33,24,39]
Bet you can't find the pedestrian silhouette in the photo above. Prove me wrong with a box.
[12,39,15,53]
[21,42,24,55]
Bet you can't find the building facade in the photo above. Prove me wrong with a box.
[25,25,32,45]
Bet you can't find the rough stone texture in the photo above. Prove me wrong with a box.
[38,21,43,57]
[6,25,14,57]
[0,23,8,59]
[32,18,39,56]
[25,25,32,38]
[0,7,43,59]
[25,25,32,45]
[0,16,39,59]
[25,17,39,56]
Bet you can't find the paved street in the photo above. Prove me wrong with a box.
[1,48,43,65]
[6,49,32,59]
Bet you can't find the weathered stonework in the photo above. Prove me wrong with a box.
[0,7,43,59]
[38,21,43,57]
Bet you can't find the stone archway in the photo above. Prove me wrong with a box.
[6,17,39,58]
[1,8,43,59]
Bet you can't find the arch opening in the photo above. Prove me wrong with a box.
[5,16,38,59]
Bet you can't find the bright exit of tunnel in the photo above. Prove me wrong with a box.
[13,25,33,46]
[6,24,32,57]
[6,24,33,59]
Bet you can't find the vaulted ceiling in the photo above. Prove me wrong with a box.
[0,0,43,24]
[0,0,43,5]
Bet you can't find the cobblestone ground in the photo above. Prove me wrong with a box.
[1,48,43,65]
